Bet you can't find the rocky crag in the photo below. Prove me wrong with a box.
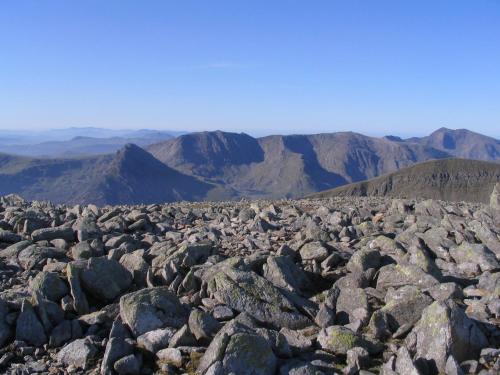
[0,193,499,374]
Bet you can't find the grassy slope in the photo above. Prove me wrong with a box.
[309,158,500,203]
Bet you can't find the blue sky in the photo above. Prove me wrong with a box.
[0,1,499,137]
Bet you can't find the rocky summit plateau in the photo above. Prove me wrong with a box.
[0,190,499,375]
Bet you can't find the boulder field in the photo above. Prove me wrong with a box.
[0,193,498,374]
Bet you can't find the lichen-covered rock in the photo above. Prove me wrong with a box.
[80,257,132,302]
[299,241,329,261]
[336,287,369,325]
[0,195,496,374]
[376,264,439,290]
[410,300,489,373]
[188,309,221,341]
[137,327,176,353]
[57,338,98,370]
[17,245,66,270]
[197,319,277,375]
[317,326,367,355]
[29,271,69,302]
[221,333,277,375]
[450,243,499,272]
[262,256,312,294]
[346,249,381,273]
[207,267,312,329]
[377,285,432,333]
[120,287,188,337]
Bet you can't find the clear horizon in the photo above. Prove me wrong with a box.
[1,1,499,138]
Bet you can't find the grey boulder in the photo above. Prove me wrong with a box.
[119,287,188,337]
[80,257,132,302]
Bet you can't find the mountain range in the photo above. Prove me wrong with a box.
[0,127,498,204]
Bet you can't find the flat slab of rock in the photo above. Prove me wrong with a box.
[32,226,74,242]
[207,267,312,329]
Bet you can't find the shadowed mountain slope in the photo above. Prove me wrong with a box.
[0,144,212,205]
[148,131,451,198]
[1,128,499,204]
[309,158,500,203]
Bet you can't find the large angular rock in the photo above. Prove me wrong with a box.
[0,229,22,243]
[384,285,432,330]
[74,216,101,242]
[299,241,329,261]
[0,299,11,347]
[346,249,381,273]
[418,227,455,260]
[410,300,489,373]
[29,271,69,302]
[262,256,312,294]
[119,251,149,287]
[152,242,213,271]
[450,243,499,272]
[137,327,175,353]
[31,226,74,242]
[467,220,500,258]
[317,326,372,355]
[80,257,132,302]
[17,245,66,270]
[490,182,500,209]
[0,240,32,259]
[120,287,188,337]
[369,285,432,337]
[207,267,312,329]
[67,262,89,315]
[57,338,98,370]
[15,300,47,346]
[188,309,221,341]
[376,264,439,291]
[221,333,277,374]
[336,287,369,325]
[101,337,134,375]
[197,320,276,375]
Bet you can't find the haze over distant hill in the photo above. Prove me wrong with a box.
[0,127,499,204]
[309,158,500,203]
[403,127,500,161]
[0,127,184,157]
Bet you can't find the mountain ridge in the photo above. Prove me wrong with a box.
[308,158,500,203]
[0,127,499,204]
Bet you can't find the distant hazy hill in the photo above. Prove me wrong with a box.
[0,128,182,157]
[0,144,212,205]
[309,158,500,203]
[406,127,500,161]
